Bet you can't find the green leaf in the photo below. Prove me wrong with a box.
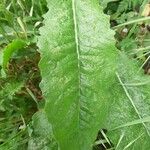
[105,52,150,150]
[0,39,26,76]
[0,80,24,100]
[100,0,119,9]
[38,0,117,149]
[28,111,58,150]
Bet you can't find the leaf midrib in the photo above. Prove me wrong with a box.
[72,0,81,140]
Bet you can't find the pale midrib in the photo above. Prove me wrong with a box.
[116,72,150,137]
[72,0,81,139]
[72,0,80,60]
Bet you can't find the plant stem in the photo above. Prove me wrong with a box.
[130,45,150,55]
[113,16,150,30]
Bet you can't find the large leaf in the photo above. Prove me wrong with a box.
[38,0,117,149]
[105,52,150,150]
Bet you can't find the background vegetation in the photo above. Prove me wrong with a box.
[0,0,150,149]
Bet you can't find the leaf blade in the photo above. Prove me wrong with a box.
[38,0,117,149]
[106,53,150,150]
[0,39,26,76]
